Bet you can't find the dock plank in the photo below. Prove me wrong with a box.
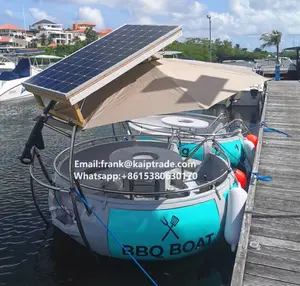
[231,81,300,286]
[243,274,299,286]
[244,263,300,285]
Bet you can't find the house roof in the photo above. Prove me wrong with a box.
[48,43,57,48]
[98,29,112,36]
[0,24,25,31]
[78,22,96,26]
[69,29,86,33]
[32,19,56,26]
[0,37,12,43]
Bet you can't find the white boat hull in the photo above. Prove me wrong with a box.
[49,140,237,261]
[0,67,40,102]
[0,78,33,102]
[220,89,264,107]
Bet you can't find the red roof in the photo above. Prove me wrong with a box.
[69,29,86,33]
[48,43,57,48]
[78,22,96,26]
[98,29,112,36]
[0,24,25,31]
[0,37,12,43]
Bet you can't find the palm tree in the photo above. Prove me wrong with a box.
[260,30,282,63]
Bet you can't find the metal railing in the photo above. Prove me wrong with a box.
[30,134,233,198]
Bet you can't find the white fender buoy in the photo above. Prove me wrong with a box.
[242,138,255,166]
[225,186,248,252]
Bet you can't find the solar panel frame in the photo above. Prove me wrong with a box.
[23,24,183,105]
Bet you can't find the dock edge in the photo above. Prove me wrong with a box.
[230,82,269,286]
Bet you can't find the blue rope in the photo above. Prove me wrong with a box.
[69,187,158,286]
[249,121,292,137]
[252,172,272,181]
[261,121,292,137]
[215,140,271,183]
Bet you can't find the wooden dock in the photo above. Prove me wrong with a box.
[231,81,300,286]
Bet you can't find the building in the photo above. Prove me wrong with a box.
[0,24,29,48]
[66,22,98,44]
[28,19,112,47]
[98,29,112,37]
[30,19,67,45]
[72,22,96,31]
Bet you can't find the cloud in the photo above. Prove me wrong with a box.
[136,16,155,25]
[34,0,300,48]
[29,8,56,22]
[5,10,13,18]
[78,6,105,29]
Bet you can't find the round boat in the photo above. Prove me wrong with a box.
[46,138,243,261]
[125,113,246,168]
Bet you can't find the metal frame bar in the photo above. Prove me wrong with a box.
[68,125,93,252]
[30,134,232,197]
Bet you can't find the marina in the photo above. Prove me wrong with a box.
[0,22,267,285]
[231,81,300,286]
[0,96,261,286]
[19,24,265,265]
[0,4,300,285]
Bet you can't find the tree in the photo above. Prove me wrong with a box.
[254,48,262,53]
[234,44,240,50]
[72,36,81,44]
[40,34,47,46]
[84,27,98,44]
[47,35,53,45]
[29,38,38,48]
[260,30,282,63]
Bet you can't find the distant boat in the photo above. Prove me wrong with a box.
[0,55,62,102]
[252,57,297,77]
[0,55,15,72]
[160,50,183,58]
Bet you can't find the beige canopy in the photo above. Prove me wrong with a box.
[40,58,267,129]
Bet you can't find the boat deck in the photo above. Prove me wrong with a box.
[231,81,300,286]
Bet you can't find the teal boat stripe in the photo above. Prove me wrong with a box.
[107,196,228,260]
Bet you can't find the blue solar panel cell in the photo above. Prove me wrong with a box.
[24,24,181,96]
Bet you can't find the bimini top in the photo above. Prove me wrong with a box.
[22,24,267,130]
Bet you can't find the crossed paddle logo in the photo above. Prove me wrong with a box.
[160,215,180,241]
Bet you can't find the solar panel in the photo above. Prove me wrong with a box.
[23,24,182,104]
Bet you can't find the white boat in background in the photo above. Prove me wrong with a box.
[30,54,63,70]
[221,81,267,107]
[0,55,62,102]
[0,55,15,72]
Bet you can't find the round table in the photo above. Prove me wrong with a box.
[109,146,182,173]
[161,116,209,129]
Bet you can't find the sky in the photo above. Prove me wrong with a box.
[1,0,300,51]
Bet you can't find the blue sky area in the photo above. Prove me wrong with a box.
[1,0,299,51]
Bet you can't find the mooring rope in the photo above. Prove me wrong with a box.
[261,121,292,137]
[69,187,158,286]
[249,121,292,137]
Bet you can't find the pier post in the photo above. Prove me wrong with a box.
[275,64,280,81]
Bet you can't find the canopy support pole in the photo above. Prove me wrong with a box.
[68,125,93,254]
